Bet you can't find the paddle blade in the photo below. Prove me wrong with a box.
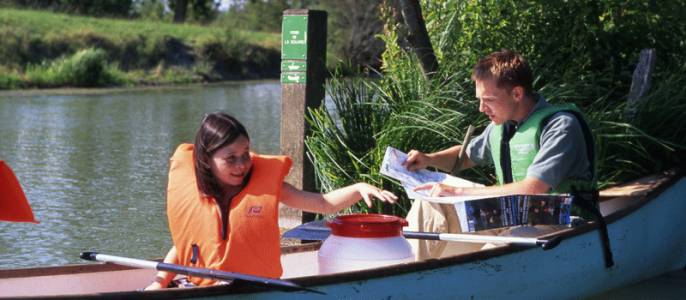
[0,161,38,223]
[281,220,330,241]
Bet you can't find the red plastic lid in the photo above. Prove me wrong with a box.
[326,214,409,238]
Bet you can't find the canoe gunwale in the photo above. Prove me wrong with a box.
[0,259,163,280]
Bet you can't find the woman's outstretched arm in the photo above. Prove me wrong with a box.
[280,182,397,214]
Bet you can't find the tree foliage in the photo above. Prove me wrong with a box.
[215,0,391,72]
[170,0,218,24]
[0,0,134,17]
[420,0,686,99]
[217,0,290,32]
[322,0,394,72]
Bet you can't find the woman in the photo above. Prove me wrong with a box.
[146,112,397,289]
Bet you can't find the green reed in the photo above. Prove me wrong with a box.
[306,59,686,218]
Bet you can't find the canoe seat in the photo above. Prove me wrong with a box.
[599,172,673,201]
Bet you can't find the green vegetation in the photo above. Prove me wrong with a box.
[216,0,390,73]
[306,0,686,217]
[3,1,685,220]
[23,48,125,88]
[1,1,390,89]
[0,0,134,18]
[0,8,281,89]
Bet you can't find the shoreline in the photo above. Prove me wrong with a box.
[0,79,282,97]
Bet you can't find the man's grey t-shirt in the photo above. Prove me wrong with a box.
[466,93,593,190]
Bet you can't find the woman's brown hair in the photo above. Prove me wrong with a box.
[193,112,249,200]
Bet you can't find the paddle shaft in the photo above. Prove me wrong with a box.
[79,252,323,294]
[287,222,561,250]
[451,125,475,176]
[402,231,561,250]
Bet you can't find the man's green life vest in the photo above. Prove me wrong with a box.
[489,103,598,218]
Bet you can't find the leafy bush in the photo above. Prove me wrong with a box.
[0,69,24,89]
[56,48,107,87]
[24,48,125,88]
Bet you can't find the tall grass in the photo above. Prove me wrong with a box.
[589,64,686,187]
[306,60,490,217]
[306,58,686,218]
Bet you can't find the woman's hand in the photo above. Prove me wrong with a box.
[354,182,398,208]
[143,277,168,290]
[143,246,178,290]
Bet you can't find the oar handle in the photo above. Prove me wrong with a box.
[537,236,562,250]
[80,251,98,261]
[79,252,325,294]
[80,252,158,269]
[402,231,441,240]
[401,231,562,250]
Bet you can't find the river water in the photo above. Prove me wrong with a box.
[0,81,286,269]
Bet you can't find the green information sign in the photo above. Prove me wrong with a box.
[281,73,306,84]
[282,15,308,60]
[282,61,307,72]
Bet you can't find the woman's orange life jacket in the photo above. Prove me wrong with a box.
[166,143,292,286]
[0,160,38,223]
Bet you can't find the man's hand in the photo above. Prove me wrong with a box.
[402,150,431,171]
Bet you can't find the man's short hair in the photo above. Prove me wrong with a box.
[471,49,533,96]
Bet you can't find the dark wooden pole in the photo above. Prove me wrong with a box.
[626,48,656,124]
[280,10,327,224]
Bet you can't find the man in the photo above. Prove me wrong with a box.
[402,49,596,260]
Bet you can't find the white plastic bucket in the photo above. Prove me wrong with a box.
[318,214,414,274]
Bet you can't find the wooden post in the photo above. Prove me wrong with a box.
[280,10,327,224]
[626,48,656,124]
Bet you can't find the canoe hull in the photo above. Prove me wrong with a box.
[243,176,686,299]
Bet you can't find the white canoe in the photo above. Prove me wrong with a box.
[1,167,685,299]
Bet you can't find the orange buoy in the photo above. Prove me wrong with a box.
[0,160,38,223]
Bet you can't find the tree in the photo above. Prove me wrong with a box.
[171,0,217,23]
[322,0,394,72]
[398,0,436,81]
[172,0,188,23]
[133,0,167,21]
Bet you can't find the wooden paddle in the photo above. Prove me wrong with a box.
[450,125,475,176]
[282,220,562,250]
[79,252,324,294]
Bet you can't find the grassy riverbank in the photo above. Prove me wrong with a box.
[0,8,282,89]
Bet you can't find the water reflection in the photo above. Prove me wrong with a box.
[0,82,282,268]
